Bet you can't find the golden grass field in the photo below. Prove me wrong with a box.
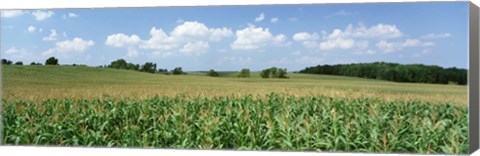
[2,65,467,106]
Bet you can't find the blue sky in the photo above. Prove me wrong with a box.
[1,2,469,71]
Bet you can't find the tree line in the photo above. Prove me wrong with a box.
[3,57,465,84]
[2,57,59,66]
[104,59,291,78]
[102,59,184,75]
[2,57,291,78]
[260,67,288,78]
[203,67,289,78]
[298,62,467,85]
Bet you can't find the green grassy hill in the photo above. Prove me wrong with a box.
[1,65,467,105]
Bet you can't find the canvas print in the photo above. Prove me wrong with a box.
[0,2,469,154]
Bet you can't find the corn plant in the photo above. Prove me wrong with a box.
[2,93,468,154]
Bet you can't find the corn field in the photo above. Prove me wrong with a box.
[2,93,468,154]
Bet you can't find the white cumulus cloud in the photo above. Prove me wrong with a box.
[401,39,421,47]
[106,21,233,57]
[231,25,288,50]
[168,21,233,42]
[209,27,234,41]
[43,38,95,57]
[255,13,265,22]
[355,40,369,49]
[325,24,403,40]
[292,32,321,49]
[376,39,434,53]
[293,23,404,51]
[319,38,355,50]
[423,42,435,46]
[376,41,398,53]
[68,13,77,18]
[270,17,279,23]
[293,32,320,41]
[32,10,54,21]
[105,33,141,47]
[1,10,25,18]
[302,41,319,49]
[179,41,209,55]
[4,47,31,59]
[42,29,57,41]
[139,27,178,51]
[273,34,287,43]
[63,13,78,19]
[53,38,95,52]
[171,21,210,39]
[127,48,139,57]
[231,25,273,50]
[420,33,451,39]
[27,25,37,33]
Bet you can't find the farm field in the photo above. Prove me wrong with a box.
[2,65,467,105]
[1,65,469,154]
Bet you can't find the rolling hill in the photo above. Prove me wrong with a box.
[1,65,467,105]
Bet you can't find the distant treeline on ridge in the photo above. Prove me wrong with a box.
[2,57,466,85]
[298,62,467,85]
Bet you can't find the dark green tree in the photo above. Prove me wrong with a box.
[140,62,157,73]
[108,59,127,69]
[157,68,168,73]
[298,62,467,85]
[207,69,220,77]
[237,68,250,78]
[30,62,42,65]
[1,59,13,65]
[45,57,59,65]
[270,67,278,78]
[126,63,140,71]
[172,67,184,75]
[276,68,288,78]
[260,67,288,78]
[260,68,271,78]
